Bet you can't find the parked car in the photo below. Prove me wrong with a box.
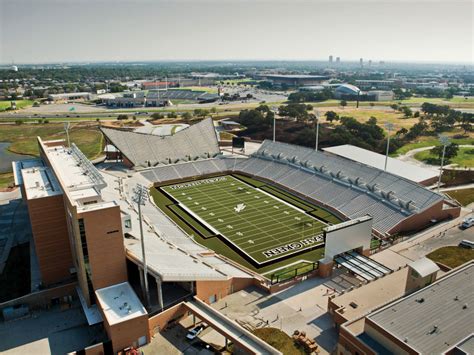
[460,217,474,230]
[186,325,204,340]
[458,240,474,249]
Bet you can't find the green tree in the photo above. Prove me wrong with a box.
[324,111,339,123]
[430,143,459,163]
[150,113,164,120]
[182,112,192,120]
[402,106,413,118]
[340,100,347,109]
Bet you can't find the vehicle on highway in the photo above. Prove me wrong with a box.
[460,217,474,230]
[186,325,204,340]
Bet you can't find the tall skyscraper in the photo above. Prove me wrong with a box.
[360,58,363,68]
[329,55,333,64]
[336,57,340,64]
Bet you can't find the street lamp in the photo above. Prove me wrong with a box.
[64,122,71,148]
[271,106,278,142]
[132,183,150,307]
[437,135,450,192]
[384,123,394,171]
[315,110,320,151]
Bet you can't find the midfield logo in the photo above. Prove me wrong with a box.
[234,203,246,213]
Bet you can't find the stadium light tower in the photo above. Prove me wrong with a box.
[133,184,150,307]
[437,135,450,192]
[271,106,278,142]
[315,110,320,151]
[384,123,394,171]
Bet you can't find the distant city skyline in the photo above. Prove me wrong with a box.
[0,0,473,65]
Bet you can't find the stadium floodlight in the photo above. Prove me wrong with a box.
[384,123,395,171]
[271,106,278,142]
[315,110,320,151]
[132,183,150,307]
[437,135,450,192]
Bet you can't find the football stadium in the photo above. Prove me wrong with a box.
[14,117,462,352]
[101,118,461,278]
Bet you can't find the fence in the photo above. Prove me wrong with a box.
[270,261,318,285]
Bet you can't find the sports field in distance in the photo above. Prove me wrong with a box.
[161,175,326,265]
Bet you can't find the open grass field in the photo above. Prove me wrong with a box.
[414,147,474,168]
[0,100,34,111]
[446,188,474,206]
[0,123,103,159]
[427,246,474,269]
[0,172,14,189]
[318,108,418,130]
[161,175,326,265]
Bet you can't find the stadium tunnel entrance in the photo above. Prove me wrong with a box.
[126,259,195,314]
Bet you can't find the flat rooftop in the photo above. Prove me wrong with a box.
[95,282,147,326]
[40,140,114,211]
[45,145,102,191]
[12,159,44,186]
[330,268,408,321]
[367,262,474,354]
[323,144,438,184]
[21,166,62,200]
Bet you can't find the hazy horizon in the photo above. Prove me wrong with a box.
[1,0,473,65]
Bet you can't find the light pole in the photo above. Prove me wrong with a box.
[315,110,320,151]
[384,123,394,171]
[64,122,71,148]
[437,135,450,192]
[133,184,150,307]
[271,106,278,142]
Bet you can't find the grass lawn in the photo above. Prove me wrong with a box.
[253,328,304,355]
[307,97,474,110]
[161,175,326,265]
[414,147,474,168]
[446,188,474,206]
[427,246,474,269]
[0,123,103,159]
[0,172,14,189]
[394,133,474,155]
[317,108,418,130]
[0,99,34,111]
[0,243,31,302]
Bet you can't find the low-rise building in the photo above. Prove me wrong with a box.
[336,261,473,355]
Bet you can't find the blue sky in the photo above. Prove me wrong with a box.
[0,0,472,64]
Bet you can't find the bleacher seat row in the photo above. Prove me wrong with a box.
[101,118,220,168]
[140,141,446,236]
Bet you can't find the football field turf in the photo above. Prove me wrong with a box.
[161,175,326,265]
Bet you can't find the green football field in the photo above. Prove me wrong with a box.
[161,175,326,265]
